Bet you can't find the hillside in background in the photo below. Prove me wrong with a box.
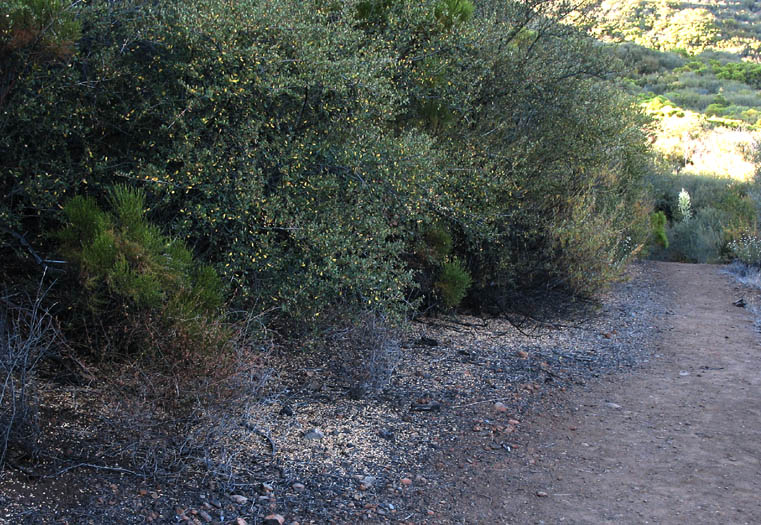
[594,0,761,180]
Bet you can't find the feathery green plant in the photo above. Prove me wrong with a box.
[436,259,472,309]
[58,185,222,320]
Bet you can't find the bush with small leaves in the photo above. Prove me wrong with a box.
[2,0,652,330]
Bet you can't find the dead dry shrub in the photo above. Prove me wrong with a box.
[330,312,401,400]
[91,311,276,481]
[0,274,61,469]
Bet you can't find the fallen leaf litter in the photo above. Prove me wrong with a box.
[0,261,669,523]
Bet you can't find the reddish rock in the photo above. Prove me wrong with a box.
[263,514,285,525]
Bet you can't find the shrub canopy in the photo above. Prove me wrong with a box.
[1,0,652,332]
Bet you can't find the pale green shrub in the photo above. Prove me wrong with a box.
[729,233,761,266]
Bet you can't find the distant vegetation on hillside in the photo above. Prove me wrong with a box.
[596,0,761,57]
[593,0,761,263]
[594,0,761,177]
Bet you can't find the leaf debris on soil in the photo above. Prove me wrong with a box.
[0,262,669,524]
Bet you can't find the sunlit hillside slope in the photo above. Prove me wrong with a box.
[594,0,761,180]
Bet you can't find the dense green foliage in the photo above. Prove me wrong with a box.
[436,260,472,310]
[710,61,761,89]
[57,186,224,356]
[1,0,652,347]
[650,211,669,249]
[58,186,222,317]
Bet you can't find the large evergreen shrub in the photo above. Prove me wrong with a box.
[2,0,653,337]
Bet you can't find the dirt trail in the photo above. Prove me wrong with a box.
[431,262,761,524]
[2,262,759,524]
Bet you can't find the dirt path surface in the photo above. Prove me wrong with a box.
[429,262,761,524]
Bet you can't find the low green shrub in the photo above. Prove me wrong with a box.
[705,103,728,117]
[650,211,669,249]
[712,61,761,89]
[676,61,708,74]
[57,185,223,356]
[435,259,472,309]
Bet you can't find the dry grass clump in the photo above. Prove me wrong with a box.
[329,312,401,400]
[0,275,62,469]
[1,289,277,488]
[90,312,277,482]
